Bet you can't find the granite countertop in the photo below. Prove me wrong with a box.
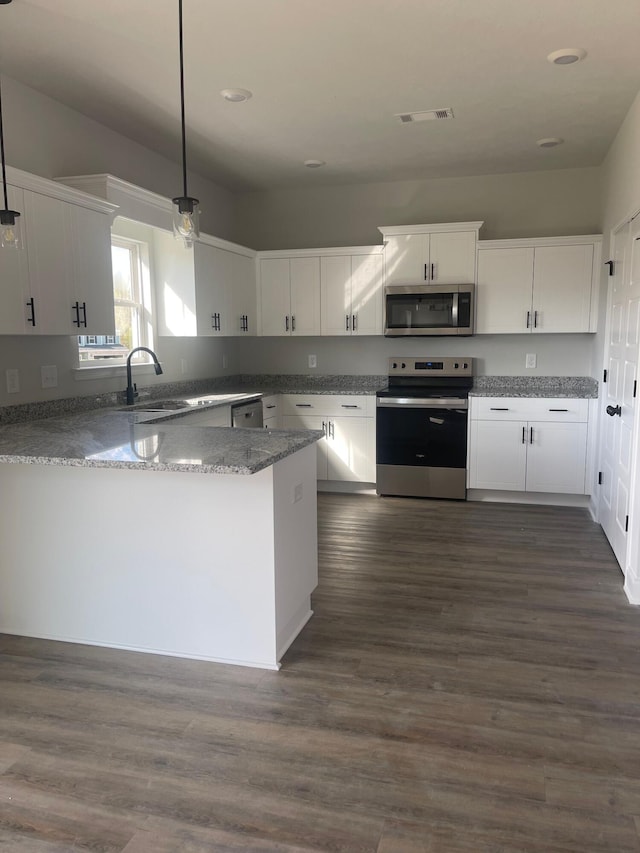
[469,376,598,399]
[0,409,322,475]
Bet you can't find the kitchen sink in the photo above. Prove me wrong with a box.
[120,399,192,412]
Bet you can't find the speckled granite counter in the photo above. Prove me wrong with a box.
[0,408,322,475]
[470,376,598,399]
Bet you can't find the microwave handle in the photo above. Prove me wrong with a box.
[452,291,459,328]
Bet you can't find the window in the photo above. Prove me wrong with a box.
[78,233,154,365]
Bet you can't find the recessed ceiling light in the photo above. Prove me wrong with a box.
[537,137,565,148]
[220,88,252,103]
[547,48,587,65]
[304,159,326,168]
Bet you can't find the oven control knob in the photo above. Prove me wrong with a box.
[401,362,406,368]
[463,362,468,369]
[392,362,398,369]
[454,362,459,368]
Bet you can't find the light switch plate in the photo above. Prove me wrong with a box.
[526,353,537,369]
[308,355,317,368]
[41,365,58,388]
[6,368,19,394]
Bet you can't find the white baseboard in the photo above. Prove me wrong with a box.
[466,489,591,508]
[624,573,640,605]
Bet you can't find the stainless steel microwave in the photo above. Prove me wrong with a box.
[384,283,475,336]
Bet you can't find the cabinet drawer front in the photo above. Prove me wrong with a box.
[280,394,375,418]
[471,396,589,422]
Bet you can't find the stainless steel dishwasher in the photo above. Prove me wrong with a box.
[231,399,264,428]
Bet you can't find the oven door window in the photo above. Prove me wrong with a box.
[376,406,468,468]
[386,292,456,330]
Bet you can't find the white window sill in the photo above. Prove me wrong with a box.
[73,363,162,381]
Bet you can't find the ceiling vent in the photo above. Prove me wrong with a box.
[396,108,454,123]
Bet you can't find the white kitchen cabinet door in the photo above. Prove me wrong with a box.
[525,421,588,493]
[282,414,328,479]
[385,231,476,286]
[68,204,115,335]
[261,395,280,427]
[351,254,383,335]
[476,247,534,334]
[23,189,75,334]
[0,185,31,334]
[290,257,320,335]
[321,255,352,335]
[532,244,594,333]
[327,416,376,482]
[468,420,527,490]
[194,243,233,336]
[231,252,256,335]
[384,234,428,285]
[429,230,477,284]
[259,258,290,336]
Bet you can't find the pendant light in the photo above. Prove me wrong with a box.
[0,1,21,249]
[172,0,199,247]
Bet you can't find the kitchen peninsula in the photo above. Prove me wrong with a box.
[0,406,322,670]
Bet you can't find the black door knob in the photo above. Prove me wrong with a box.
[606,404,622,417]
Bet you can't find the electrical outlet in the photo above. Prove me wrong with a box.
[308,354,317,368]
[6,369,19,394]
[292,483,303,503]
[525,353,537,369]
[41,365,58,388]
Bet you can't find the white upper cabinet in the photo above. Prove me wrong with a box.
[321,252,383,336]
[379,222,483,286]
[476,237,601,334]
[259,255,321,336]
[68,203,116,335]
[231,252,256,336]
[0,185,31,334]
[194,241,233,336]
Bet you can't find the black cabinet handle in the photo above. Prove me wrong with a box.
[548,408,568,412]
[72,301,82,328]
[431,262,435,280]
[341,404,359,409]
[530,426,534,444]
[526,311,531,329]
[346,315,350,331]
[606,405,622,417]
[26,297,36,327]
[490,407,509,411]
[265,404,276,409]
[522,426,526,444]
[81,302,87,328]
[534,310,538,328]
[424,263,428,281]
[352,314,357,331]
[285,315,289,332]
[295,403,312,408]
[291,315,296,332]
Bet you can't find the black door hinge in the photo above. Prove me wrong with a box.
[603,369,608,383]
[605,260,615,276]
[625,515,629,532]
[598,471,603,485]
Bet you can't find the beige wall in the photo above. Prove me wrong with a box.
[234,167,602,250]
[0,76,235,406]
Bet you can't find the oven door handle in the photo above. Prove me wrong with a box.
[377,397,468,409]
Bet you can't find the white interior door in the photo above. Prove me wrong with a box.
[599,219,640,572]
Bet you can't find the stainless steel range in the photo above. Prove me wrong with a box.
[376,356,473,500]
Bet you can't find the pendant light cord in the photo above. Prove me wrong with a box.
[0,76,9,211]
[178,0,188,199]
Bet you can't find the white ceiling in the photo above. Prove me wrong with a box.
[0,0,639,192]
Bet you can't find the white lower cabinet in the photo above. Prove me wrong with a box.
[468,397,589,494]
[280,394,376,483]
[261,395,280,429]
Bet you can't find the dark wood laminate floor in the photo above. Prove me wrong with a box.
[2,495,640,852]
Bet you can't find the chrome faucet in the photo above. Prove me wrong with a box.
[125,347,163,405]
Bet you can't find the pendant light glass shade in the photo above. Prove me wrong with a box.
[173,0,199,248]
[172,194,199,246]
[0,209,21,249]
